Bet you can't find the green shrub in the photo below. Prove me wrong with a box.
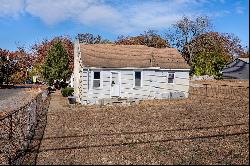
[61,87,74,97]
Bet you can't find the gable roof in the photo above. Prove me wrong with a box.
[79,44,190,69]
[238,58,249,63]
[222,58,249,73]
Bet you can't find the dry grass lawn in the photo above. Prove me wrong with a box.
[36,80,249,165]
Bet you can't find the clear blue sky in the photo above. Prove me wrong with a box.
[0,0,249,51]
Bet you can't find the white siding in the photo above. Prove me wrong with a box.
[77,68,190,105]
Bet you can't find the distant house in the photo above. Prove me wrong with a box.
[73,40,190,105]
[66,73,74,88]
[222,58,249,80]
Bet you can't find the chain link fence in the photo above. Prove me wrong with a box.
[0,90,50,165]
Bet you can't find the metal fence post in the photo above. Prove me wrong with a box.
[247,87,249,98]
[203,84,208,97]
[238,85,243,100]
[9,114,13,140]
[221,84,227,98]
[8,114,13,165]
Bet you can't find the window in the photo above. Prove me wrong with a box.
[135,71,141,87]
[168,73,175,83]
[93,72,100,88]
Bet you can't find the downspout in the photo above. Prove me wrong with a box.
[87,67,90,91]
[86,67,90,104]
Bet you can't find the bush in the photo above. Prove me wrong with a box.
[61,87,74,97]
[60,81,68,89]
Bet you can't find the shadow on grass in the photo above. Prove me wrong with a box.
[18,96,51,165]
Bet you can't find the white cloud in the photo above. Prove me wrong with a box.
[25,0,123,30]
[0,0,237,34]
[236,7,244,14]
[235,4,244,14]
[115,1,201,34]
[0,0,25,18]
[77,4,122,27]
[25,0,94,25]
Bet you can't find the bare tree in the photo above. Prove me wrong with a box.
[77,33,112,44]
[166,16,212,63]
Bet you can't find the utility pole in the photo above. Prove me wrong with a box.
[6,55,9,87]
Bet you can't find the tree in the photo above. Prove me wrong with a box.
[28,64,43,82]
[189,32,246,77]
[0,47,33,84]
[166,16,212,63]
[32,36,74,70]
[116,30,170,48]
[0,49,9,85]
[43,41,71,85]
[77,33,113,44]
[9,47,34,84]
[31,36,73,82]
[240,46,249,58]
[191,50,227,77]
[100,39,114,44]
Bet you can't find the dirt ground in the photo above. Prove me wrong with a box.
[36,80,249,165]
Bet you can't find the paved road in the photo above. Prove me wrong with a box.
[0,87,37,112]
[0,89,24,100]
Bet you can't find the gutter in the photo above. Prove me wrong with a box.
[82,67,190,71]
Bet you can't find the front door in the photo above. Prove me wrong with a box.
[111,72,120,97]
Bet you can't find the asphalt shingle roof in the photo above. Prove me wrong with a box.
[80,44,190,69]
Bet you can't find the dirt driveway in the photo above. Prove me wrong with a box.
[36,83,249,165]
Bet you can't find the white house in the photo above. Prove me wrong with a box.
[66,73,74,88]
[73,40,190,105]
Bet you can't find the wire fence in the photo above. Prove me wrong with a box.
[156,76,249,101]
[143,79,248,103]
[0,90,50,165]
[188,83,249,101]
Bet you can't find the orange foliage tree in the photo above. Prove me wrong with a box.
[0,47,34,84]
[30,36,74,81]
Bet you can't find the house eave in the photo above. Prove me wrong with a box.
[81,67,190,71]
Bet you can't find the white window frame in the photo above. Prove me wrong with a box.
[92,71,102,89]
[168,72,175,84]
[133,70,143,88]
